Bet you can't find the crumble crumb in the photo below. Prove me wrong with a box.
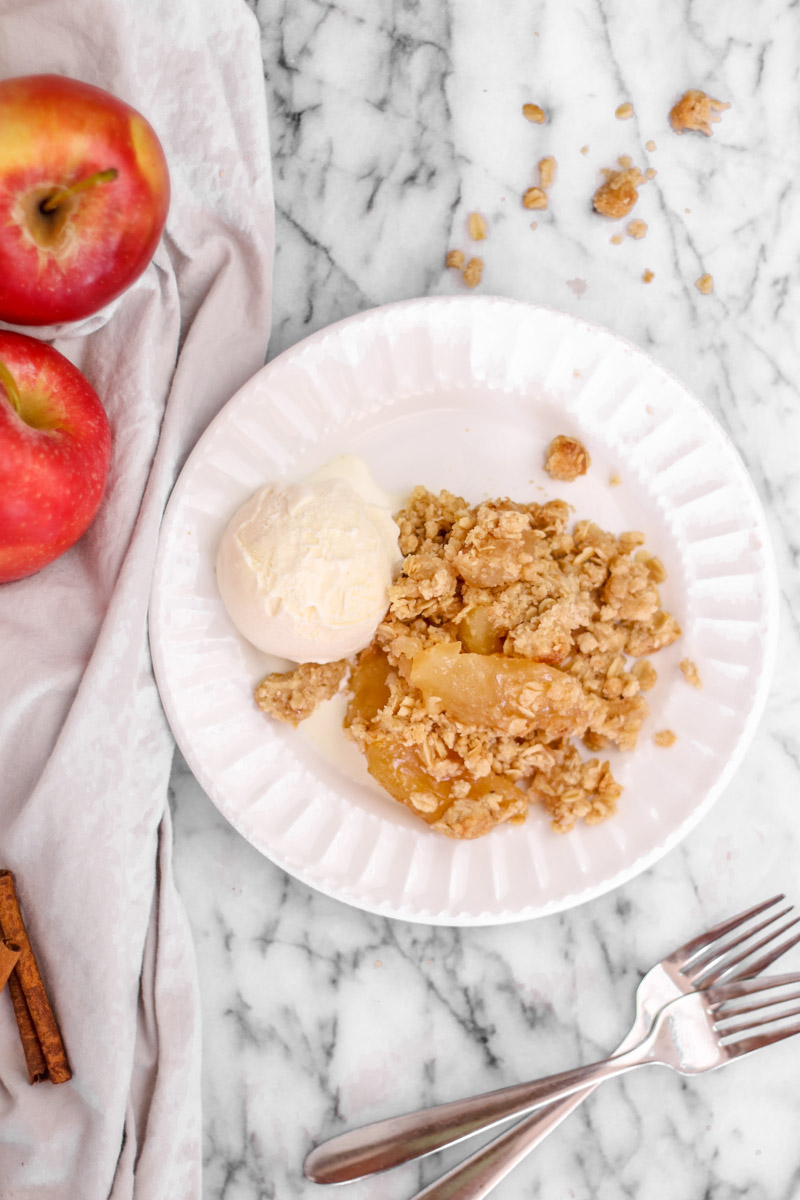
[523,186,548,210]
[522,103,546,124]
[445,249,465,269]
[468,212,488,241]
[255,660,348,726]
[610,234,624,245]
[530,221,538,230]
[615,102,634,120]
[679,658,702,689]
[643,269,654,283]
[654,729,677,747]
[545,435,591,481]
[627,219,648,239]
[463,257,484,288]
[610,473,622,487]
[669,89,730,136]
[645,167,657,180]
[539,156,557,189]
[593,162,644,219]
[695,273,713,295]
[580,145,590,156]
[645,139,657,152]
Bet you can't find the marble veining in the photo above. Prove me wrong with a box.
[172,1,800,1196]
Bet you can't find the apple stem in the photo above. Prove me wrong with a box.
[0,358,22,415]
[40,168,119,214]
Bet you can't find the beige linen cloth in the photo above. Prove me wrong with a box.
[0,0,273,1195]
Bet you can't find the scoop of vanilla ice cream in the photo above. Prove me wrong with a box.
[215,456,401,662]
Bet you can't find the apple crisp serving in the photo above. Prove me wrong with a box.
[257,486,681,840]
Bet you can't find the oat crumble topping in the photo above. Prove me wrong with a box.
[654,729,677,747]
[679,658,702,689]
[463,257,484,288]
[593,161,645,219]
[627,219,648,240]
[642,269,655,284]
[523,186,548,211]
[340,488,680,837]
[522,103,546,124]
[539,156,557,190]
[255,660,347,726]
[468,212,488,241]
[445,249,465,270]
[669,89,730,137]
[615,102,634,120]
[545,436,591,482]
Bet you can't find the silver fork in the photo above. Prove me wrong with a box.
[304,894,800,1188]
[308,971,800,1180]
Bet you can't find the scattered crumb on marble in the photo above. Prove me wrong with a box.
[695,273,714,294]
[610,234,623,245]
[627,219,648,240]
[463,257,484,288]
[573,369,581,377]
[615,102,634,120]
[645,139,657,152]
[618,154,633,169]
[685,207,692,213]
[669,89,730,136]
[610,473,622,487]
[654,729,677,747]
[539,155,557,189]
[522,102,546,124]
[566,278,588,298]
[373,960,383,968]
[645,167,657,180]
[544,434,591,480]
[646,404,654,414]
[530,221,538,230]
[445,249,465,269]
[468,212,487,241]
[593,160,644,219]
[523,186,548,210]
[643,269,655,283]
[580,144,590,155]
[679,658,702,689]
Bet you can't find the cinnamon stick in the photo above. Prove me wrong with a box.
[0,939,20,992]
[0,870,71,1084]
[6,970,48,1083]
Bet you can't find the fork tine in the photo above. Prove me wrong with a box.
[707,972,800,1004]
[690,915,800,987]
[723,1018,800,1060]
[719,999,800,1037]
[717,926,800,985]
[674,895,785,970]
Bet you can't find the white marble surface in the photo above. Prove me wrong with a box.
[169,2,800,1196]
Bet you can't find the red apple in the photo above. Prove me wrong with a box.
[0,331,111,582]
[0,74,170,326]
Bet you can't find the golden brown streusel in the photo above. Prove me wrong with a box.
[695,273,714,295]
[523,186,548,211]
[463,257,484,288]
[255,660,347,727]
[654,729,677,747]
[344,488,680,837]
[615,102,634,120]
[679,657,702,689]
[593,163,644,219]
[539,156,557,189]
[669,89,730,136]
[642,269,655,284]
[545,435,591,482]
[522,102,546,124]
[468,212,488,241]
[627,219,648,240]
[445,249,465,269]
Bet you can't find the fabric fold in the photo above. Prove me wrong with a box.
[0,1,274,1195]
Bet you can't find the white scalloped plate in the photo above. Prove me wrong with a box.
[150,297,777,925]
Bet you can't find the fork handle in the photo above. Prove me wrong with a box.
[303,1036,660,1184]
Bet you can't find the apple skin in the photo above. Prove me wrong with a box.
[0,74,170,326]
[0,331,111,583]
